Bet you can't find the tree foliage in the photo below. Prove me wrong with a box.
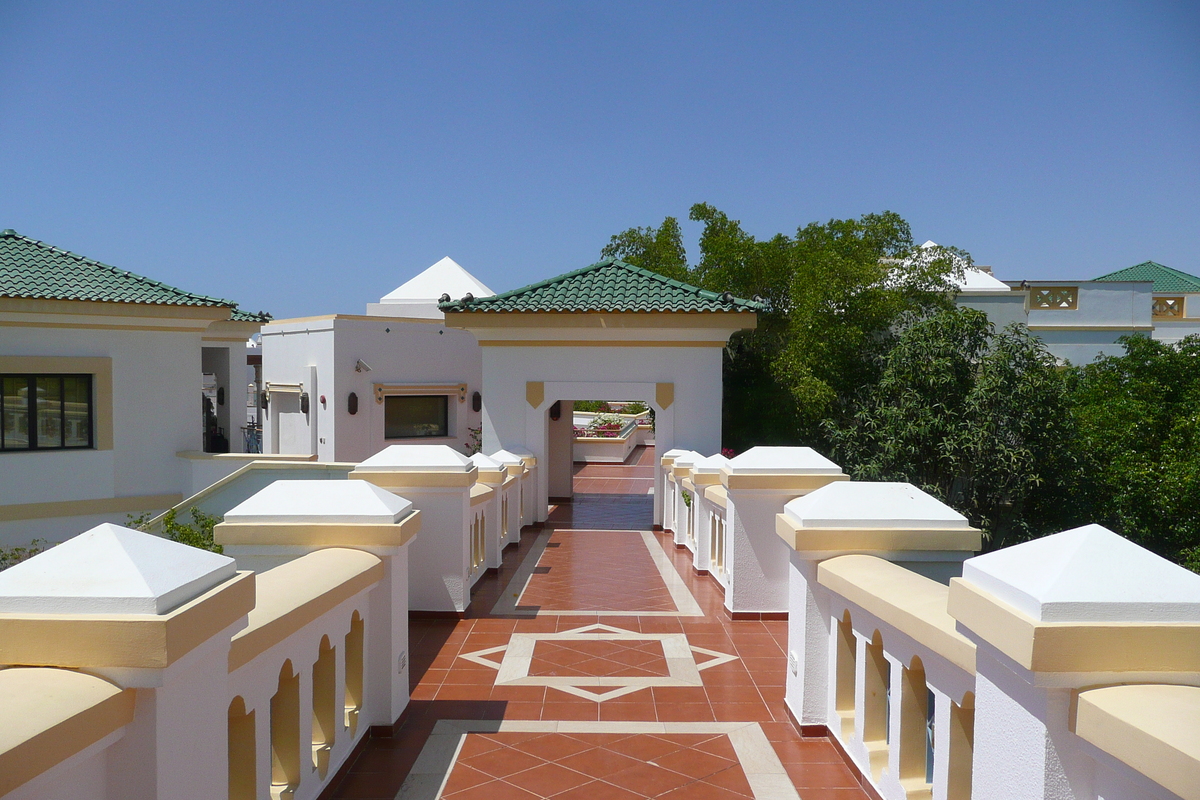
[603,204,966,448]
[1065,334,1200,562]
[827,308,1074,549]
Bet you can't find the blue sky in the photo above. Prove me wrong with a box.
[2,1,1197,319]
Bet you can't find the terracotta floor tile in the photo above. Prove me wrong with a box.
[552,780,645,800]
[556,746,644,778]
[604,761,695,795]
[783,760,862,787]
[459,746,543,779]
[335,447,884,800]
[504,762,592,795]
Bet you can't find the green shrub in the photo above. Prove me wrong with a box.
[128,506,223,554]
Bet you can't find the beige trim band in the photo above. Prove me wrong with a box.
[704,485,728,509]
[444,311,758,329]
[0,320,212,333]
[0,492,181,523]
[722,472,849,492]
[691,472,722,486]
[0,668,136,797]
[374,382,467,404]
[818,555,976,674]
[1027,325,1156,332]
[480,340,726,348]
[0,572,255,670]
[470,484,495,506]
[0,356,114,451]
[214,511,421,548]
[948,578,1200,673]
[229,550,381,671]
[775,516,981,553]
[475,470,506,486]
[0,297,229,321]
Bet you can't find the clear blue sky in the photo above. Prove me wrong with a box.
[2,1,1197,319]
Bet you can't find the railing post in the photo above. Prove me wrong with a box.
[348,445,477,614]
[216,478,421,728]
[670,451,702,548]
[659,448,688,533]
[948,523,1200,800]
[776,481,980,737]
[720,446,849,619]
[0,523,254,800]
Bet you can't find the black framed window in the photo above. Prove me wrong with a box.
[384,395,448,439]
[1,374,93,451]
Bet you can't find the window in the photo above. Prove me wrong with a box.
[384,395,448,439]
[1153,296,1184,318]
[1030,287,1078,310]
[1,374,93,451]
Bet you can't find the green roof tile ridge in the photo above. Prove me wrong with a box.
[1,228,238,308]
[439,257,764,313]
[1092,260,1200,293]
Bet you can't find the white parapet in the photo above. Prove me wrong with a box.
[0,524,254,800]
[489,449,527,544]
[349,444,478,613]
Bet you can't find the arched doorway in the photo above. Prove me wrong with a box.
[442,258,761,525]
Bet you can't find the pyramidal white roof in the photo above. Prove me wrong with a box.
[358,444,474,472]
[962,524,1200,623]
[783,482,968,528]
[916,241,1008,292]
[225,480,413,524]
[0,523,236,615]
[671,451,704,468]
[726,446,843,475]
[380,257,495,304]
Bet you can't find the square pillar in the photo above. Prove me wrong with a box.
[720,446,848,617]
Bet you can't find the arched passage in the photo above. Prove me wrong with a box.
[442,259,761,525]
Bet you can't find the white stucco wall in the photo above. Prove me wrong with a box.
[0,325,204,546]
[261,316,483,463]
[478,344,723,520]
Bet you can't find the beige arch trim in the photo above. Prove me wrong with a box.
[0,668,136,797]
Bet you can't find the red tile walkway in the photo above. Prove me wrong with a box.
[327,445,870,800]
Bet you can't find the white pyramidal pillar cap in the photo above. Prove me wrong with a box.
[661,448,691,459]
[691,453,730,476]
[358,444,474,472]
[783,482,968,529]
[0,523,236,615]
[469,453,503,470]
[489,449,525,467]
[224,479,413,524]
[725,446,842,475]
[671,450,704,468]
[962,524,1200,623]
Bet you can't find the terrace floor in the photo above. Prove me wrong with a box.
[328,445,870,800]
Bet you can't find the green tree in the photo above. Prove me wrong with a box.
[603,204,967,449]
[827,307,1075,549]
[128,506,223,554]
[1065,334,1200,563]
[601,216,689,282]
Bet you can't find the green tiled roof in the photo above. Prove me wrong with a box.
[0,229,269,320]
[230,308,273,322]
[440,258,765,314]
[1093,261,1200,294]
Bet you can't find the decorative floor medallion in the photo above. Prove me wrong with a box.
[458,623,739,702]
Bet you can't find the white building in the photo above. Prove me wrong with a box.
[952,249,1200,365]
[259,257,492,462]
[0,230,269,547]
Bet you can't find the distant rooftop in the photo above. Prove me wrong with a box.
[0,229,269,320]
[380,256,495,304]
[1093,261,1200,294]
[440,258,765,314]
